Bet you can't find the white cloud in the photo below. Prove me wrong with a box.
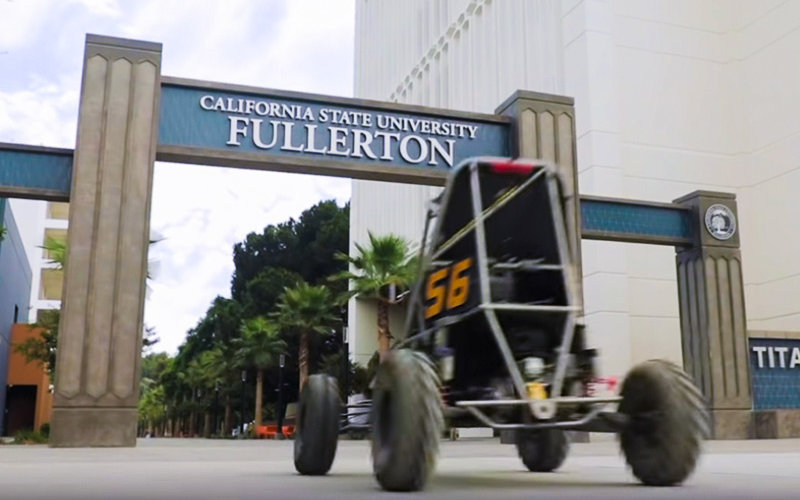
[1,0,355,354]
[0,83,78,147]
[146,162,350,353]
[70,0,123,18]
[0,0,52,50]
[256,0,356,95]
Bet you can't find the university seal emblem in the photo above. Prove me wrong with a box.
[704,204,736,241]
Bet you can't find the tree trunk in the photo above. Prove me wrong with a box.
[255,370,264,430]
[203,413,211,438]
[377,300,391,361]
[189,391,197,436]
[224,396,232,436]
[299,330,309,393]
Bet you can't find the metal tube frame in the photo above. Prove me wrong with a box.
[467,162,531,412]
[464,404,608,431]
[402,205,439,345]
[395,158,608,433]
[455,396,621,407]
[432,165,548,261]
[547,165,580,402]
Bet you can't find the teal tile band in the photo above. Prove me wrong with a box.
[0,145,72,199]
[750,338,800,410]
[581,198,692,244]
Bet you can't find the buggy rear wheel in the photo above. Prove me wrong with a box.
[371,350,444,492]
[619,359,709,486]
[516,428,569,472]
[294,374,341,475]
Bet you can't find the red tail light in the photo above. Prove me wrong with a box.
[488,160,538,175]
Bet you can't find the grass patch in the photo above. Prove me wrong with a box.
[13,429,48,444]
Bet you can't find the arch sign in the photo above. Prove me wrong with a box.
[157,77,510,184]
[0,35,754,446]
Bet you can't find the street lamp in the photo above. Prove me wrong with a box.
[342,326,350,400]
[240,370,247,438]
[213,383,219,437]
[276,354,286,439]
[196,388,202,437]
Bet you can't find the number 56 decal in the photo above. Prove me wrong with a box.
[425,258,473,319]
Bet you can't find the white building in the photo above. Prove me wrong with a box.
[349,0,800,377]
[7,198,67,322]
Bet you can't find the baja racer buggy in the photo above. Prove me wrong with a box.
[293,158,710,491]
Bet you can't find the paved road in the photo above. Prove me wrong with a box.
[2,438,800,499]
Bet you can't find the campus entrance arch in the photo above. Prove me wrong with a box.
[0,35,750,446]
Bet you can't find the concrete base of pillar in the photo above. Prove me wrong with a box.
[754,410,800,439]
[50,407,137,447]
[712,409,753,439]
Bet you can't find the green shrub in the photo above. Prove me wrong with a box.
[13,429,48,444]
[39,423,50,438]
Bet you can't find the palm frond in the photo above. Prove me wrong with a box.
[273,281,338,337]
[333,232,418,302]
[235,317,287,371]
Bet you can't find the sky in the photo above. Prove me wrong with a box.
[0,0,355,354]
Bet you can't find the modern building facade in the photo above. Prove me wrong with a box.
[0,197,63,435]
[0,199,33,434]
[350,0,800,381]
[8,199,68,323]
[5,323,53,436]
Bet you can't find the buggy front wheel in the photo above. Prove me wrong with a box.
[294,374,341,475]
[371,350,444,492]
[516,428,569,472]
[618,359,709,486]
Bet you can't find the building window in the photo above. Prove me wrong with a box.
[47,202,69,220]
[14,305,19,323]
[42,228,68,260]
[40,268,64,300]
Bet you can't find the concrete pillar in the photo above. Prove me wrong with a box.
[674,191,752,439]
[495,91,582,308]
[50,35,161,447]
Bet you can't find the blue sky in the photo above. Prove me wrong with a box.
[0,0,355,353]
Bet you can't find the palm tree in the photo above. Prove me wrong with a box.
[189,348,225,437]
[334,232,418,360]
[185,358,207,436]
[198,345,234,436]
[42,235,68,268]
[138,384,165,437]
[274,282,337,393]
[234,317,286,430]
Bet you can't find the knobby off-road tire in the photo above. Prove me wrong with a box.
[619,359,710,486]
[294,374,341,475]
[371,350,444,492]
[516,429,569,472]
